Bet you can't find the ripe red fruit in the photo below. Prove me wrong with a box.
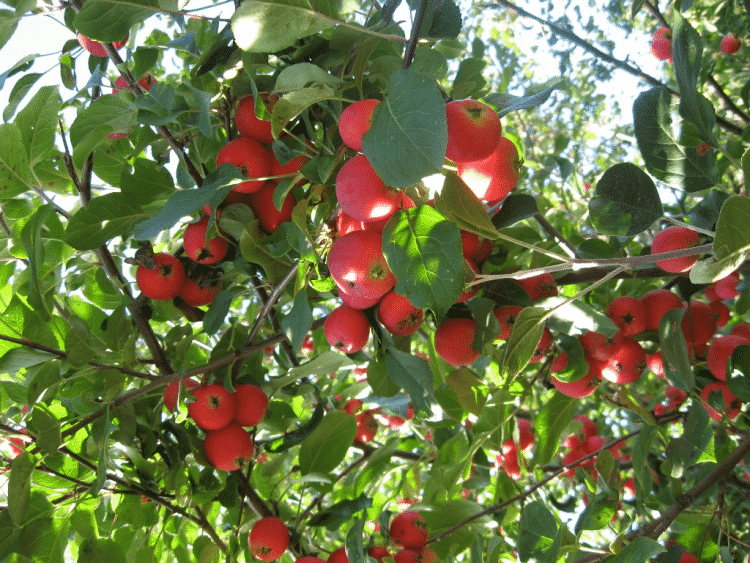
[434,317,480,366]
[456,260,480,303]
[393,550,420,563]
[710,301,731,327]
[651,37,673,62]
[342,398,363,415]
[113,73,156,94]
[551,360,601,398]
[216,136,273,194]
[325,305,370,354]
[679,553,699,563]
[204,422,253,470]
[460,230,493,263]
[377,291,424,336]
[250,181,297,234]
[731,322,750,340]
[681,301,717,344]
[646,352,664,378]
[296,558,326,563]
[549,352,568,373]
[234,384,269,427]
[700,382,742,421]
[328,230,396,301]
[184,217,229,265]
[721,35,741,54]
[163,377,200,413]
[235,94,279,144]
[651,226,702,273]
[339,99,380,152]
[178,277,221,307]
[328,547,348,563]
[270,140,312,185]
[516,272,558,301]
[335,154,402,222]
[355,409,379,442]
[249,516,290,561]
[457,136,522,201]
[389,511,429,550]
[338,284,384,310]
[493,305,523,341]
[600,334,646,385]
[368,546,391,563]
[606,296,646,336]
[445,99,502,163]
[517,418,534,451]
[579,331,616,362]
[136,252,186,301]
[706,334,750,380]
[188,384,236,431]
[529,327,553,363]
[640,289,683,331]
[76,32,128,58]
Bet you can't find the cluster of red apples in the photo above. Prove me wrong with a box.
[163,379,269,471]
[651,25,741,62]
[247,511,434,563]
[325,98,519,358]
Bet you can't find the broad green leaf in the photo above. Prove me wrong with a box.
[666,402,711,478]
[450,57,486,99]
[503,306,546,379]
[15,85,60,167]
[382,205,464,323]
[64,315,96,368]
[633,87,717,191]
[77,538,127,563]
[423,0,461,39]
[271,85,338,139]
[0,9,19,51]
[275,62,343,92]
[446,368,487,416]
[298,410,357,475]
[435,172,499,240]
[727,345,750,402]
[74,0,169,43]
[308,495,372,529]
[71,506,99,541]
[531,392,577,468]
[588,162,663,236]
[491,193,538,229]
[485,80,563,119]
[658,308,694,391]
[687,189,728,231]
[384,347,435,415]
[367,356,401,397]
[65,194,144,250]
[575,492,618,533]
[362,70,447,188]
[345,515,367,563]
[3,72,42,122]
[602,538,665,563]
[20,204,54,316]
[690,196,750,283]
[632,425,656,500]
[287,351,356,381]
[31,407,61,455]
[545,296,620,338]
[281,290,313,353]
[120,158,175,202]
[9,451,34,525]
[70,96,137,170]
[518,501,559,563]
[0,123,32,199]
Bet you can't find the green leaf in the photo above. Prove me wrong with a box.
[503,306,546,379]
[575,492,618,533]
[446,368,487,416]
[20,204,54,316]
[275,62,344,92]
[65,193,145,250]
[531,392,578,468]
[281,290,313,353]
[384,347,435,415]
[9,451,34,525]
[345,515,367,563]
[65,315,96,368]
[518,501,559,563]
[74,0,167,43]
[658,308,694,392]
[602,538,665,563]
[666,402,711,477]
[71,506,99,541]
[633,87,717,192]
[287,351,356,381]
[727,345,750,402]
[367,356,401,397]
[435,172,499,240]
[588,162,663,236]
[266,402,326,453]
[78,538,127,563]
[70,96,137,170]
[485,80,563,119]
[15,85,60,167]
[382,205,464,323]
[31,407,61,455]
[298,410,357,475]
[308,494,372,529]
[632,425,656,500]
[690,196,750,283]
[672,12,718,146]
[232,0,336,53]
[424,0,462,39]
[491,193,539,229]
[450,57,486,99]
[631,0,645,17]
[271,85,338,139]
[0,123,32,200]
[544,296,620,338]
[362,70,447,188]
[0,9,20,51]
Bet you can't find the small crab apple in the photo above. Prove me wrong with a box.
[651,226,702,273]
[178,277,221,307]
[249,516,290,561]
[445,99,502,163]
[641,289,683,331]
[188,384,236,431]
[355,409,379,442]
[389,511,429,550]
[328,547,348,563]
[721,34,742,54]
[338,284,384,310]
[493,305,523,341]
[113,73,156,94]
[679,553,699,563]
[646,352,665,378]
[600,334,647,385]
[434,317,480,366]
[706,334,750,380]
[204,423,253,471]
[700,382,742,421]
[368,547,391,563]
[163,377,200,413]
[335,154,402,223]
[457,260,480,303]
[457,136,522,201]
[377,291,424,336]
[296,558,325,563]
[651,37,673,62]
[328,230,396,301]
[551,359,601,398]
[339,98,380,152]
[325,305,370,354]
[235,93,279,144]
[136,252,186,301]
[216,136,273,194]
[183,217,229,265]
[76,32,128,58]
[516,272,558,301]
[250,181,297,234]
[710,301,731,327]
[681,301,717,344]
[606,296,646,336]
[529,327,553,363]
[234,384,269,427]
[342,398,363,415]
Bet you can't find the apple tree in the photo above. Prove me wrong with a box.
[1,0,750,562]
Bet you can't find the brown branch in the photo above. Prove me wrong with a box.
[402,0,429,70]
